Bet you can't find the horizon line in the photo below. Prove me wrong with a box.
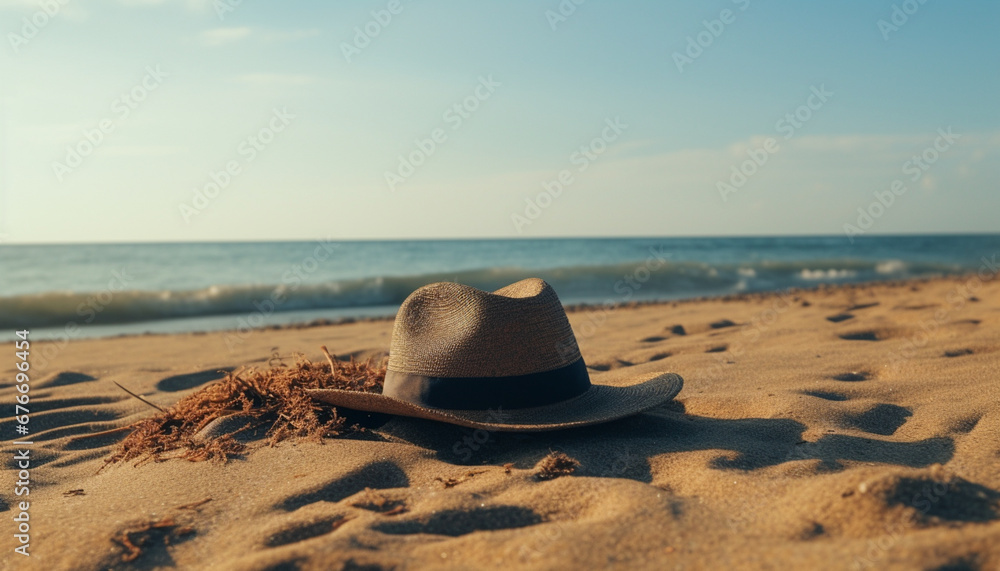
[2,231,999,247]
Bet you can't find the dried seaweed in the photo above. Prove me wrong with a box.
[175,498,213,511]
[534,452,579,481]
[104,349,386,468]
[436,470,486,488]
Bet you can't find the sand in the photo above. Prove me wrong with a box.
[2,275,999,570]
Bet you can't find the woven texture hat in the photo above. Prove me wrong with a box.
[308,278,683,431]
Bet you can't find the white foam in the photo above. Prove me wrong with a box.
[876,260,907,274]
[799,268,856,280]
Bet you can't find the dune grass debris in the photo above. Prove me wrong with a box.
[534,452,579,481]
[105,347,386,467]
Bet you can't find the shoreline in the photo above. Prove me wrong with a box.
[8,273,992,346]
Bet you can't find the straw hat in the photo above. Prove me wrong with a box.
[308,278,683,431]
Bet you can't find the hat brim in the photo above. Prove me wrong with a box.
[306,369,683,432]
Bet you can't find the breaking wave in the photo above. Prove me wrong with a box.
[0,258,959,329]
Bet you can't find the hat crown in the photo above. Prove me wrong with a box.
[388,278,581,378]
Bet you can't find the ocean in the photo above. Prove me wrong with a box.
[1,235,998,341]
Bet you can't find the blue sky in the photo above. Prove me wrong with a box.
[0,0,997,243]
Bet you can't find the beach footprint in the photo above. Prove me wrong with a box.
[263,515,352,548]
[157,368,234,392]
[586,359,635,372]
[371,505,543,537]
[36,371,97,389]
[839,330,884,341]
[278,460,409,512]
[831,371,871,382]
[840,404,912,436]
[825,313,854,323]
[943,348,974,358]
[800,390,849,402]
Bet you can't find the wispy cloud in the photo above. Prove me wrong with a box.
[101,145,187,158]
[0,0,208,9]
[199,26,251,46]
[790,134,930,153]
[445,129,1000,205]
[231,73,320,86]
[196,27,320,47]
[117,0,209,10]
[261,28,322,43]
[0,0,42,8]
[0,0,87,19]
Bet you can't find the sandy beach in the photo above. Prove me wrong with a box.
[5,1,997,568]
[3,275,999,570]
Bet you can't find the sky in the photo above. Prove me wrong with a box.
[0,0,997,243]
